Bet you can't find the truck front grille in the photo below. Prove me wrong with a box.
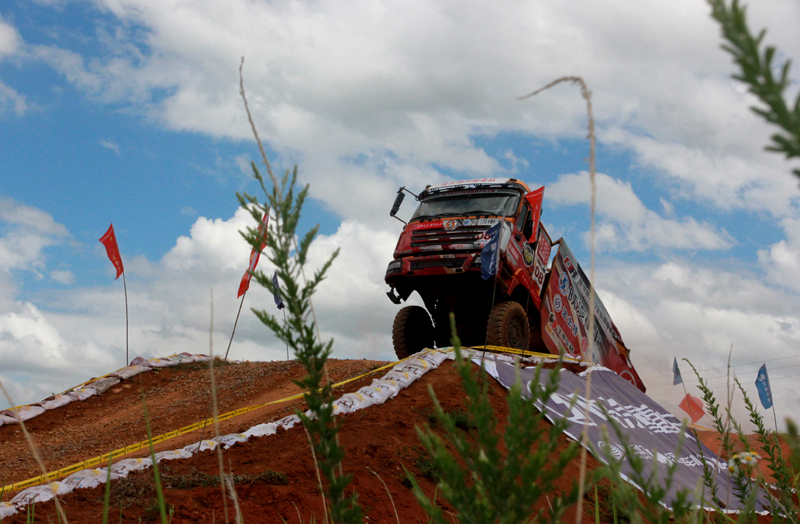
[410,225,489,250]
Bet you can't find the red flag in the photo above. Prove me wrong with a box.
[237,212,270,298]
[99,224,124,280]
[525,186,545,242]
[679,393,705,423]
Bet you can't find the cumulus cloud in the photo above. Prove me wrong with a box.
[0,204,405,408]
[0,198,70,274]
[0,16,20,57]
[594,259,800,430]
[758,217,800,293]
[547,172,733,252]
[8,0,800,428]
[21,0,797,223]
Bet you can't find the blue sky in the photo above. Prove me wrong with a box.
[2,0,800,428]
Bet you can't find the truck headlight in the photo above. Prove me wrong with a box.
[386,260,402,274]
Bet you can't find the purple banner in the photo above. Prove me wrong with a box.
[493,362,769,512]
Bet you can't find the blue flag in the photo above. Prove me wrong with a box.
[480,221,503,280]
[272,271,285,310]
[673,357,683,385]
[755,364,772,409]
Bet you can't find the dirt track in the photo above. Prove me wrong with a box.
[1,360,603,524]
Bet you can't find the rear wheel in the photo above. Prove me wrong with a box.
[392,306,434,359]
[486,301,530,350]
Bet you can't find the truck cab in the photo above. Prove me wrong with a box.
[385,178,549,352]
[385,177,647,393]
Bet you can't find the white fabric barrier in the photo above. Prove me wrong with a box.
[63,469,120,490]
[110,458,151,478]
[112,364,151,380]
[369,379,401,400]
[357,385,394,405]
[1,406,46,424]
[169,354,195,365]
[0,354,216,431]
[147,357,178,368]
[213,433,248,449]
[276,414,301,430]
[90,377,121,395]
[0,502,17,519]
[182,440,218,453]
[244,423,278,438]
[129,356,153,367]
[333,392,375,414]
[155,449,193,462]
[67,387,97,402]
[10,482,70,507]
[381,370,416,389]
[5,349,449,516]
[40,394,72,411]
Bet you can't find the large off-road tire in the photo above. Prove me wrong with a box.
[486,301,530,351]
[392,306,434,359]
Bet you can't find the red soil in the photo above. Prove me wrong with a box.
[0,359,387,485]
[696,430,793,484]
[1,360,604,524]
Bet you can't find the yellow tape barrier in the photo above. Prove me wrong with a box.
[467,345,583,363]
[1,354,416,494]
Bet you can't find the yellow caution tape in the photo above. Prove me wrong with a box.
[466,345,582,363]
[1,352,426,494]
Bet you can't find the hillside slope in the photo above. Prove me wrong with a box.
[1,359,601,523]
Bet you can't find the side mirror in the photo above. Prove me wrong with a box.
[390,190,405,217]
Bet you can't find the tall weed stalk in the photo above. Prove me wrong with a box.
[238,166,362,524]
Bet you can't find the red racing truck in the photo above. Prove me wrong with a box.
[385,177,646,392]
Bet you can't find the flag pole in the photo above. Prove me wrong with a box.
[122,272,129,366]
[283,309,289,360]
[225,291,247,361]
[771,404,779,434]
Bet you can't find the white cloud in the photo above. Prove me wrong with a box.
[0,81,27,117]
[0,17,20,57]
[100,139,121,154]
[21,0,796,223]
[0,204,406,408]
[0,198,70,274]
[50,269,75,284]
[8,0,800,429]
[547,172,732,252]
[594,259,800,430]
[758,217,800,293]
[0,18,27,117]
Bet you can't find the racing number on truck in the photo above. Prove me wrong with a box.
[533,260,546,287]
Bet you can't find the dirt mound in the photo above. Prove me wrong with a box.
[695,430,792,484]
[1,360,601,524]
[0,358,386,486]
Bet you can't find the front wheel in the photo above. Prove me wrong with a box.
[392,306,434,359]
[486,301,530,351]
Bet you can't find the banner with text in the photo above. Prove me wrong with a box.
[494,363,769,513]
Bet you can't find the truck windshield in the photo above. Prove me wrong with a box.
[411,191,520,219]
